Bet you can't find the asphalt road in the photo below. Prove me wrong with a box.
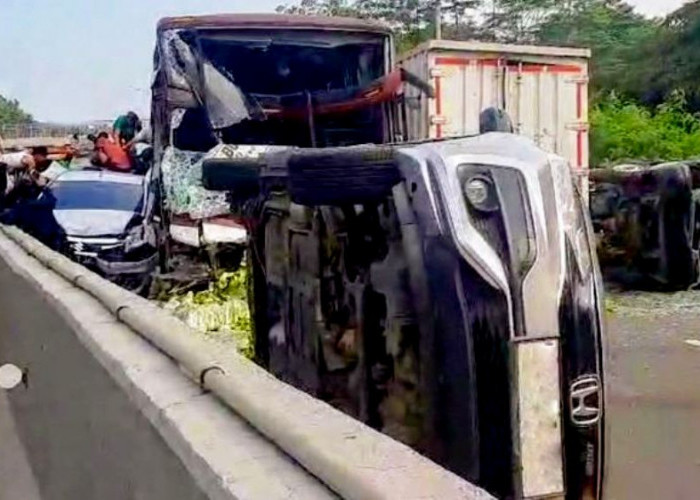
[2,287,700,500]
[0,392,41,500]
[606,291,700,500]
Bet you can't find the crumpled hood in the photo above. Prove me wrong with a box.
[53,209,136,237]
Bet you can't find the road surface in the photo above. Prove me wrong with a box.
[0,392,41,500]
[2,288,700,499]
[606,290,700,499]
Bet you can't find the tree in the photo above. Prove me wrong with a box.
[483,0,561,42]
[277,0,484,51]
[0,95,33,128]
[276,0,362,16]
[629,0,700,109]
[535,0,656,96]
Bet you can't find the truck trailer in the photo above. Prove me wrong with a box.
[400,39,591,193]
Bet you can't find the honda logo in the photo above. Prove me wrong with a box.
[569,375,602,427]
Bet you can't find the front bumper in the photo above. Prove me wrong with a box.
[66,237,157,277]
[96,251,158,276]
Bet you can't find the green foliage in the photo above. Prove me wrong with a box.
[536,0,656,95]
[590,91,700,166]
[0,95,32,127]
[277,0,483,50]
[484,0,560,42]
[275,0,660,68]
[276,0,360,16]
[626,1,700,108]
[162,268,254,359]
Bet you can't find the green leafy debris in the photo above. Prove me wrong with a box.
[161,267,254,359]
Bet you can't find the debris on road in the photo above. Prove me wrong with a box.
[159,267,253,358]
[606,288,700,317]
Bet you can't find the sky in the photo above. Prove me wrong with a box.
[0,0,689,123]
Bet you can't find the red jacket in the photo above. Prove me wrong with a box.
[96,137,131,171]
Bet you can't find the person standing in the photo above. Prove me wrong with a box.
[0,146,51,207]
[0,147,47,172]
[113,111,142,147]
[0,147,50,191]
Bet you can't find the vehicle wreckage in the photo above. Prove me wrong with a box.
[590,161,700,289]
[150,14,606,500]
[204,134,607,500]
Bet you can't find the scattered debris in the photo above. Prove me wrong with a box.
[606,288,700,317]
[159,267,253,358]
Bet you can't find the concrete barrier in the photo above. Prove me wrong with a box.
[0,228,335,500]
[0,225,493,500]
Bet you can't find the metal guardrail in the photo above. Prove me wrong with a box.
[0,124,79,139]
[0,120,150,140]
[0,224,493,500]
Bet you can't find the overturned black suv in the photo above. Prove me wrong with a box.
[203,133,607,500]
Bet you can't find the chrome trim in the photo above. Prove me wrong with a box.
[73,251,98,258]
[519,156,566,339]
[569,375,602,427]
[440,151,564,340]
[424,150,511,296]
[67,236,122,246]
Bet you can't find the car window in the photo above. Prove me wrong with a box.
[48,181,144,212]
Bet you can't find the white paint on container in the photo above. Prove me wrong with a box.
[400,39,591,192]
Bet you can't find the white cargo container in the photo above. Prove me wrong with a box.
[400,39,591,189]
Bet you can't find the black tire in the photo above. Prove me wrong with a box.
[657,166,695,288]
[692,189,700,251]
[287,145,401,206]
[202,158,261,202]
[0,164,7,209]
[479,107,514,134]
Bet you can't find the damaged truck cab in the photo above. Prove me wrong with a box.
[151,14,412,267]
[152,14,606,500]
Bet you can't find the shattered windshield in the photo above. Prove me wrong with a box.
[157,28,388,149]
[197,32,384,97]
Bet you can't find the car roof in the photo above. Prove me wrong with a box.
[53,169,144,185]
